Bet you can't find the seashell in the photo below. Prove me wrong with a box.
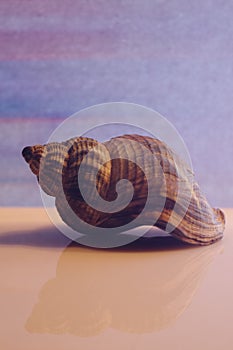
[22,134,225,245]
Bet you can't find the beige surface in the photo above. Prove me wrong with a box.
[0,208,232,350]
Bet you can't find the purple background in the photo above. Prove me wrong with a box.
[0,0,232,207]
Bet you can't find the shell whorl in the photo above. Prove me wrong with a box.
[23,134,225,245]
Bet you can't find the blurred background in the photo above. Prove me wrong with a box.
[0,0,232,207]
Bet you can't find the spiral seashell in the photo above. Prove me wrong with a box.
[22,134,225,245]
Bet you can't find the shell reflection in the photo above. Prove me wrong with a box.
[26,238,222,336]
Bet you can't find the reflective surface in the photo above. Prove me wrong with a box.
[0,208,232,349]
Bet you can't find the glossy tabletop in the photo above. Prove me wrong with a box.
[0,208,232,350]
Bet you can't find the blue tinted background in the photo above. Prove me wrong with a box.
[0,0,232,206]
